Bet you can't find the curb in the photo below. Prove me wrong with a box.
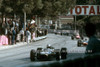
[33,36,47,41]
[0,42,27,51]
[0,36,47,51]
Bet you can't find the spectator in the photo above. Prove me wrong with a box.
[12,20,16,27]
[12,28,16,45]
[36,29,39,37]
[20,28,24,42]
[15,27,18,44]
[84,22,100,54]
[32,31,35,40]
[7,28,12,45]
[26,29,31,44]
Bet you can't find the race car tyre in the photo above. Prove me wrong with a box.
[77,40,82,47]
[37,48,42,51]
[37,48,42,59]
[77,43,81,47]
[71,36,74,40]
[30,49,36,61]
[56,52,60,60]
[81,37,84,40]
[61,33,62,35]
[61,48,67,59]
[55,49,60,60]
[55,33,57,35]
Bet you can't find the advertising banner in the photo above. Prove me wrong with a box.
[68,5,100,15]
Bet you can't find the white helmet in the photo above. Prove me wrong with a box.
[47,44,51,48]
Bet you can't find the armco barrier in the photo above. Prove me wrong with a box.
[21,54,100,67]
[63,54,100,67]
[47,54,100,67]
[49,62,62,67]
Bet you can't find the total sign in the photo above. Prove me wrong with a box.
[68,5,100,15]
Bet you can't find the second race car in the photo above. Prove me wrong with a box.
[77,39,88,47]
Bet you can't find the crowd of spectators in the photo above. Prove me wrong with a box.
[0,19,48,45]
[0,20,20,45]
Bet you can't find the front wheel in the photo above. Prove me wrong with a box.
[77,40,82,47]
[56,52,60,60]
[71,36,74,40]
[30,49,36,61]
[61,48,67,59]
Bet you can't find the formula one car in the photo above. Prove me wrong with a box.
[30,44,67,61]
[55,31,62,35]
[77,39,88,47]
[71,34,80,40]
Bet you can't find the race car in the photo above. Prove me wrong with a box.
[71,34,80,40]
[76,35,80,39]
[30,44,67,61]
[77,39,88,47]
[55,31,62,35]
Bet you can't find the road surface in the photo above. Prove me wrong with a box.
[0,34,86,67]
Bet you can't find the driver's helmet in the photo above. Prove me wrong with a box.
[47,44,51,48]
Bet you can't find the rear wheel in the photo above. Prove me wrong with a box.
[71,36,74,40]
[77,43,81,47]
[61,48,67,59]
[55,49,60,60]
[30,49,36,61]
[37,48,42,59]
[77,40,82,47]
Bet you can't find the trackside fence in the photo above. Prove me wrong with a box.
[32,53,100,67]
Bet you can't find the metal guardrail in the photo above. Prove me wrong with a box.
[57,54,100,67]
[29,53,100,67]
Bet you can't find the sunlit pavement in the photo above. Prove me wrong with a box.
[0,34,86,67]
